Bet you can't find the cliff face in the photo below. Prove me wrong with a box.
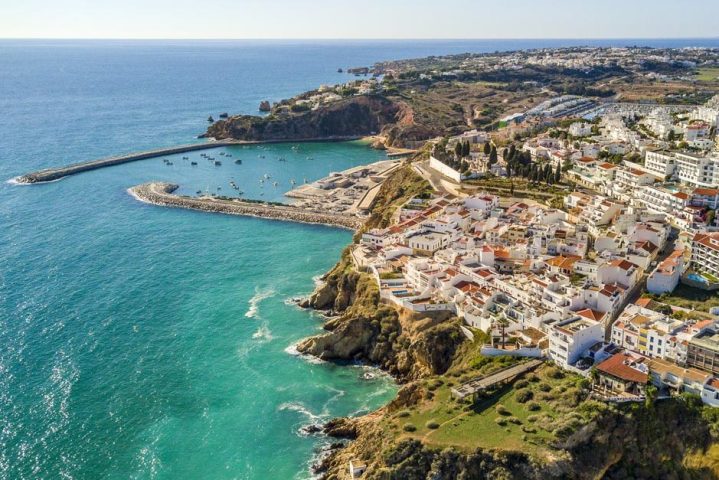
[296,250,464,381]
[205,95,401,142]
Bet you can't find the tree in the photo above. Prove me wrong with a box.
[483,142,491,155]
[489,145,498,166]
[454,142,463,158]
[706,208,716,226]
[463,140,471,157]
[645,384,658,409]
[554,163,562,183]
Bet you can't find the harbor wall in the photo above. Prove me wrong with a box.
[129,182,362,230]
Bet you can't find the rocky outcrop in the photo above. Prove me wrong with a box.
[205,95,401,144]
[296,250,464,381]
[259,100,271,112]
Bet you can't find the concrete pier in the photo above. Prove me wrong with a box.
[16,140,241,184]
[129,182,363,230]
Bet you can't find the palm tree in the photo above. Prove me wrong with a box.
[496,314,510,348]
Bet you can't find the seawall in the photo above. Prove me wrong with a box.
[128,182,363,230]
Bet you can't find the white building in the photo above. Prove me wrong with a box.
[548,316,605,369]
[569,122,593,137]
[408,231,451,255]
[691,232,719,280]
[644,150,676,179]
[647,249,685,294]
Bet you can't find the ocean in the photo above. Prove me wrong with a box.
[1,38,718,479]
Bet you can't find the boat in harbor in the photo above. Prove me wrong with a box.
[235,159,242,164]
[191,161,198,165]
[214,160,222,166]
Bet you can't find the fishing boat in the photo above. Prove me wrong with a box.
[191,161,198,166]
[273,181,279,186]
[214,160,222,166]
[235,159,242,164]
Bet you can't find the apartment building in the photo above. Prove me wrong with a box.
[548,316,605,368]
[691,232,719,280]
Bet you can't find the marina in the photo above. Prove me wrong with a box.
[285,159,401,215]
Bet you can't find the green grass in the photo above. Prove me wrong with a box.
[648,284,719,312]
[383,365,601,457]
[696,68,719,82]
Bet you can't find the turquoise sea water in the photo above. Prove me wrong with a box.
[3,39,719,479]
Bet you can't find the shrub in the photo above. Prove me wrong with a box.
[538,382,552,392]
[527,415,539,423]
[403,423,417,432]
[526,373,540,383]
[496,404,510,416]
[290,103,310,112]
[426,421,440,430]
[515,388,534,404]
[526,401,541,411]
[536,391,555,402]
[508,416,522,425]
[515,379,529,389]
[522,425,537,434]
[495,417,507,426]
[397,410,411,418]
[544,367,564,379]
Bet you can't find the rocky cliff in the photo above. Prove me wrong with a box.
[205,95,401,143]
[296,249,464,381]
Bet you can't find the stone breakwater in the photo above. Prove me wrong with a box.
[128,182,363,230]
[15,141,240,184]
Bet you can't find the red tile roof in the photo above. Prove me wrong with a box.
[597,352,648,384]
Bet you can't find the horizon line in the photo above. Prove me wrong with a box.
[1,36,718,41]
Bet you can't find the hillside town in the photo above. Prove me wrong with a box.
[354,92,719,407]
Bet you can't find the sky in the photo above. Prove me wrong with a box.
[2,0,718,40]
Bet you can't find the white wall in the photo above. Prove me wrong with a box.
[429,156,462,182]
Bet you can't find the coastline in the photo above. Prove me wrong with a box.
[128,182,363,230]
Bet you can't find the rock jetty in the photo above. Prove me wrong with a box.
[16,140,239,184]
[128,182,362,230]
